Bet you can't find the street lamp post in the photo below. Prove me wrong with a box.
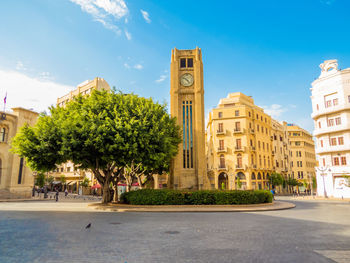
[316,166,329,198]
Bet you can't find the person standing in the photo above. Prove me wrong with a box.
[64,188,68,197]
[55,189,59,202]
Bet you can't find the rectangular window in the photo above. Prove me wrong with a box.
[320,140,323,147]
[327,119,334,127]
[236,139,241,149]
[182,101,193,169]
[235,122,241,131]
[218,112,223,118]
[341,157,347,165]
[180,58,186,68]
[325,100,332,108]
[318,122,321,128]
[316,104,319,110]
[257,125,259,132]
[348,95,350,103]
[219,140,224,150]
[330,138,337,146]
[218,123,223,132]
[187,58,193,68]
[235,110,239,116]
[338,137,344,145]
[333,98,338,106]
[335,117,341,125]
[333,157,339,166]
[18,158,24,184]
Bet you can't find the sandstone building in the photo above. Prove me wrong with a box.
[0,108,38,197]
[206,93,273,190]
[169,48,209,190]
[287,123,317,191]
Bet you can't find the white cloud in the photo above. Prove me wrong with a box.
[16,61,26,71]
[134,64,143,70]
[124,29,132,40]
[155,74,167,83]
[0,69,73,113]
[262,104,287,119]
[70,0,128,36]
[140,9,151,23]
[123,63,130,69]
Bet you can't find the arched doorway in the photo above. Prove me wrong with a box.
[251,172,256,190]
[236,172,246,190]
[257,172,262,190]
[218,172,228,190]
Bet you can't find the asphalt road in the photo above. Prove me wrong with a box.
[0,198,350,263]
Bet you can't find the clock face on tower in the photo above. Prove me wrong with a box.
[180,73,194,87]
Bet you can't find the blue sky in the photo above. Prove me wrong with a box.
[0,0,349,132]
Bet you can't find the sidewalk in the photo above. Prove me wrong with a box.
[278,195,350,203]
[0,192,102,203]
[90,201,295,213]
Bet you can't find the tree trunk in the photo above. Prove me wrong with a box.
[102,182,110,204]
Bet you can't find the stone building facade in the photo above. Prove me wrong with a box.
[287,123,317,191]
[311,59,350,198]
[0,108,38,197]
[206,93,273,190]
[169,48,209,190]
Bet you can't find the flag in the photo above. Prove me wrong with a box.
[3,92,6,104]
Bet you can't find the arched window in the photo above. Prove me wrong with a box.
[220,154,225,168]
[257,172,262,180]
[0,127,6,142]
[263,173,266,180]
[251,154,254,165]
[0,158,2,184]
[237,153,242,168]
[237,172,246,180]
[259,155,262,166]
[218,172,228,190]
[264,156,266,166]
[251,172,256,180]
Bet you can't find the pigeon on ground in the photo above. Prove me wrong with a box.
[85,223,91,229]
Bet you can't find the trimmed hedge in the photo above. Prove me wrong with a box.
[120,189,273,205]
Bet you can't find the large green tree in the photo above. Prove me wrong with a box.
[12,90,181,203]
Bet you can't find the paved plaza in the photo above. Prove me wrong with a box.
[0,197,350,263]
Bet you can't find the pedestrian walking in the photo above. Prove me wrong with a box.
[65,188,68,197]
[270,188,275,200]
[55,189,59,202]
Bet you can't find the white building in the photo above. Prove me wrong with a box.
[311,59,350,198]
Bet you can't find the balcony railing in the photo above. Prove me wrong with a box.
[249,128,255,134]
[235,164,246,170]
[234,146,246,152]
[250,146,256,151]
[252,164,257,169]
[218,165,227,170]
[216,129,225,135]
[217,147,227,153]
[233,128,246,134]
[272,151,275,155]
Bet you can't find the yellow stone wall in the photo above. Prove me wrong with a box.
[169,47,209,189]
[206,92,273,190]
[287,124,317,188]
[0,108,38,196]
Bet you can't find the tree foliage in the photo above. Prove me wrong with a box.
[11,90,181,203]
[270,173,284,187]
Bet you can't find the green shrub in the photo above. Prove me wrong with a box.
[120,189,273,205]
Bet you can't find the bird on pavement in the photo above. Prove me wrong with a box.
[85,223,91,229]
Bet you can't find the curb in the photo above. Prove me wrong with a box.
[89,201,296,213]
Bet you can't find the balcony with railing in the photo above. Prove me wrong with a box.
[217,146,228,153]
[250,146,256,151]
[216,129,226,135]
[311,104,350,119]
[233,128,246,134]
[235,164,246,170]
[218,165,227,171]
[249,128,255,134]
[234,146,246,152]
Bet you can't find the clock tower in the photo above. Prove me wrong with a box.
[169,47,209,190]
